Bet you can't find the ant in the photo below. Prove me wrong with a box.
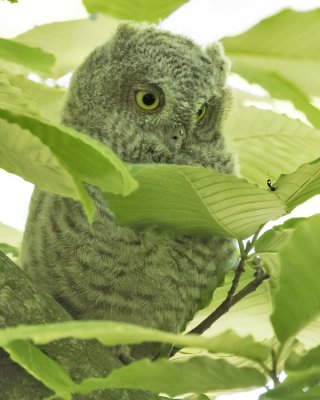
[267,179,278,191]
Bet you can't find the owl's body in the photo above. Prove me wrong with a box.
[21,24,235,359]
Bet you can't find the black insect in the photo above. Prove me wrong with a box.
[267,179,278,191]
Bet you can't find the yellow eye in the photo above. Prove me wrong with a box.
[196,103,208,122]
[135,90,160,111]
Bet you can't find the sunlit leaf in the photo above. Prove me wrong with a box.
[107,164,285,239]
[6,73,66,123]
[271,214,320,343]
[230,62,320,128]
[0,38,55,75]
[15,16,119,77]
[0,320,269,364]
[0,69,138,218]
[276,158,320,212]
[82,0,188,22]
[255,218,305,277]
[222,9,320,126]
[224,105,320,187]
[78,357,266,396]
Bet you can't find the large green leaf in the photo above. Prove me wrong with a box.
[4,340,76,400]
[82,0,188,22]
[0,118,94,216]
[0,37,55,75]
[6,72,66,124]
[255,218,305,277]
[224,105,320,187]
[276,158,320,212]
[222,9,320,126]
[0,106,136,197]
[15,16,119,77]
[271,214,320,343]
[0,70,138,218]
[0,321,269,364]
[107,164,285,239]
[229,61,320,129]
[78,357,266,396]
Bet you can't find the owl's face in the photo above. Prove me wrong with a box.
[62,24,234,174]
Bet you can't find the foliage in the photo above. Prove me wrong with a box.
[0,1,320,399]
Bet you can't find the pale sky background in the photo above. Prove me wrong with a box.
[0,1,320,399]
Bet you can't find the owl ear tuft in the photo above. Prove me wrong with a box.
[205,42,231,85]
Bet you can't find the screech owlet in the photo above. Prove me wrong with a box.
[20,23,236,360]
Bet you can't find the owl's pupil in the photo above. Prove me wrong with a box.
[197,108,203,117]
[143,93,156,106]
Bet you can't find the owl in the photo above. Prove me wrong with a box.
[20,23,236,361]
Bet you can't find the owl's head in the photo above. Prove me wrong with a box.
[62,23,234,174]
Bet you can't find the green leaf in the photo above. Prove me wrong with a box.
[0,243,19,257]
[271,214,320,343]
[0,68,137,198]
[230,62,320,128]
[276,158,320,212]
[255,220,302,253]
[6,72,67,124]
[0,118,95,218]
[224,105,320,188]
[222,9,320,125]
[4,340,77,400]
[0,69,137,218]
[15,16,119,77]
[0,321,269,364]
[106,164,285,239]
[260,367,320,400]
[0,108,137,194]
[255,218,305,277]
[82,0,188,22]
[286,345,320,371]
[78,357,266,396]
[0,38,55,75]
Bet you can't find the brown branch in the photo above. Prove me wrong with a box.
[169,270,269,357]
[169,231,269,358]
[188,270,269,335]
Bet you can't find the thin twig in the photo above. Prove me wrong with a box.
[169,271,269,357]
[169,226,268,358]
[188,270,269,335]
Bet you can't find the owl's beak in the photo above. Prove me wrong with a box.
[170,128,186,151]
